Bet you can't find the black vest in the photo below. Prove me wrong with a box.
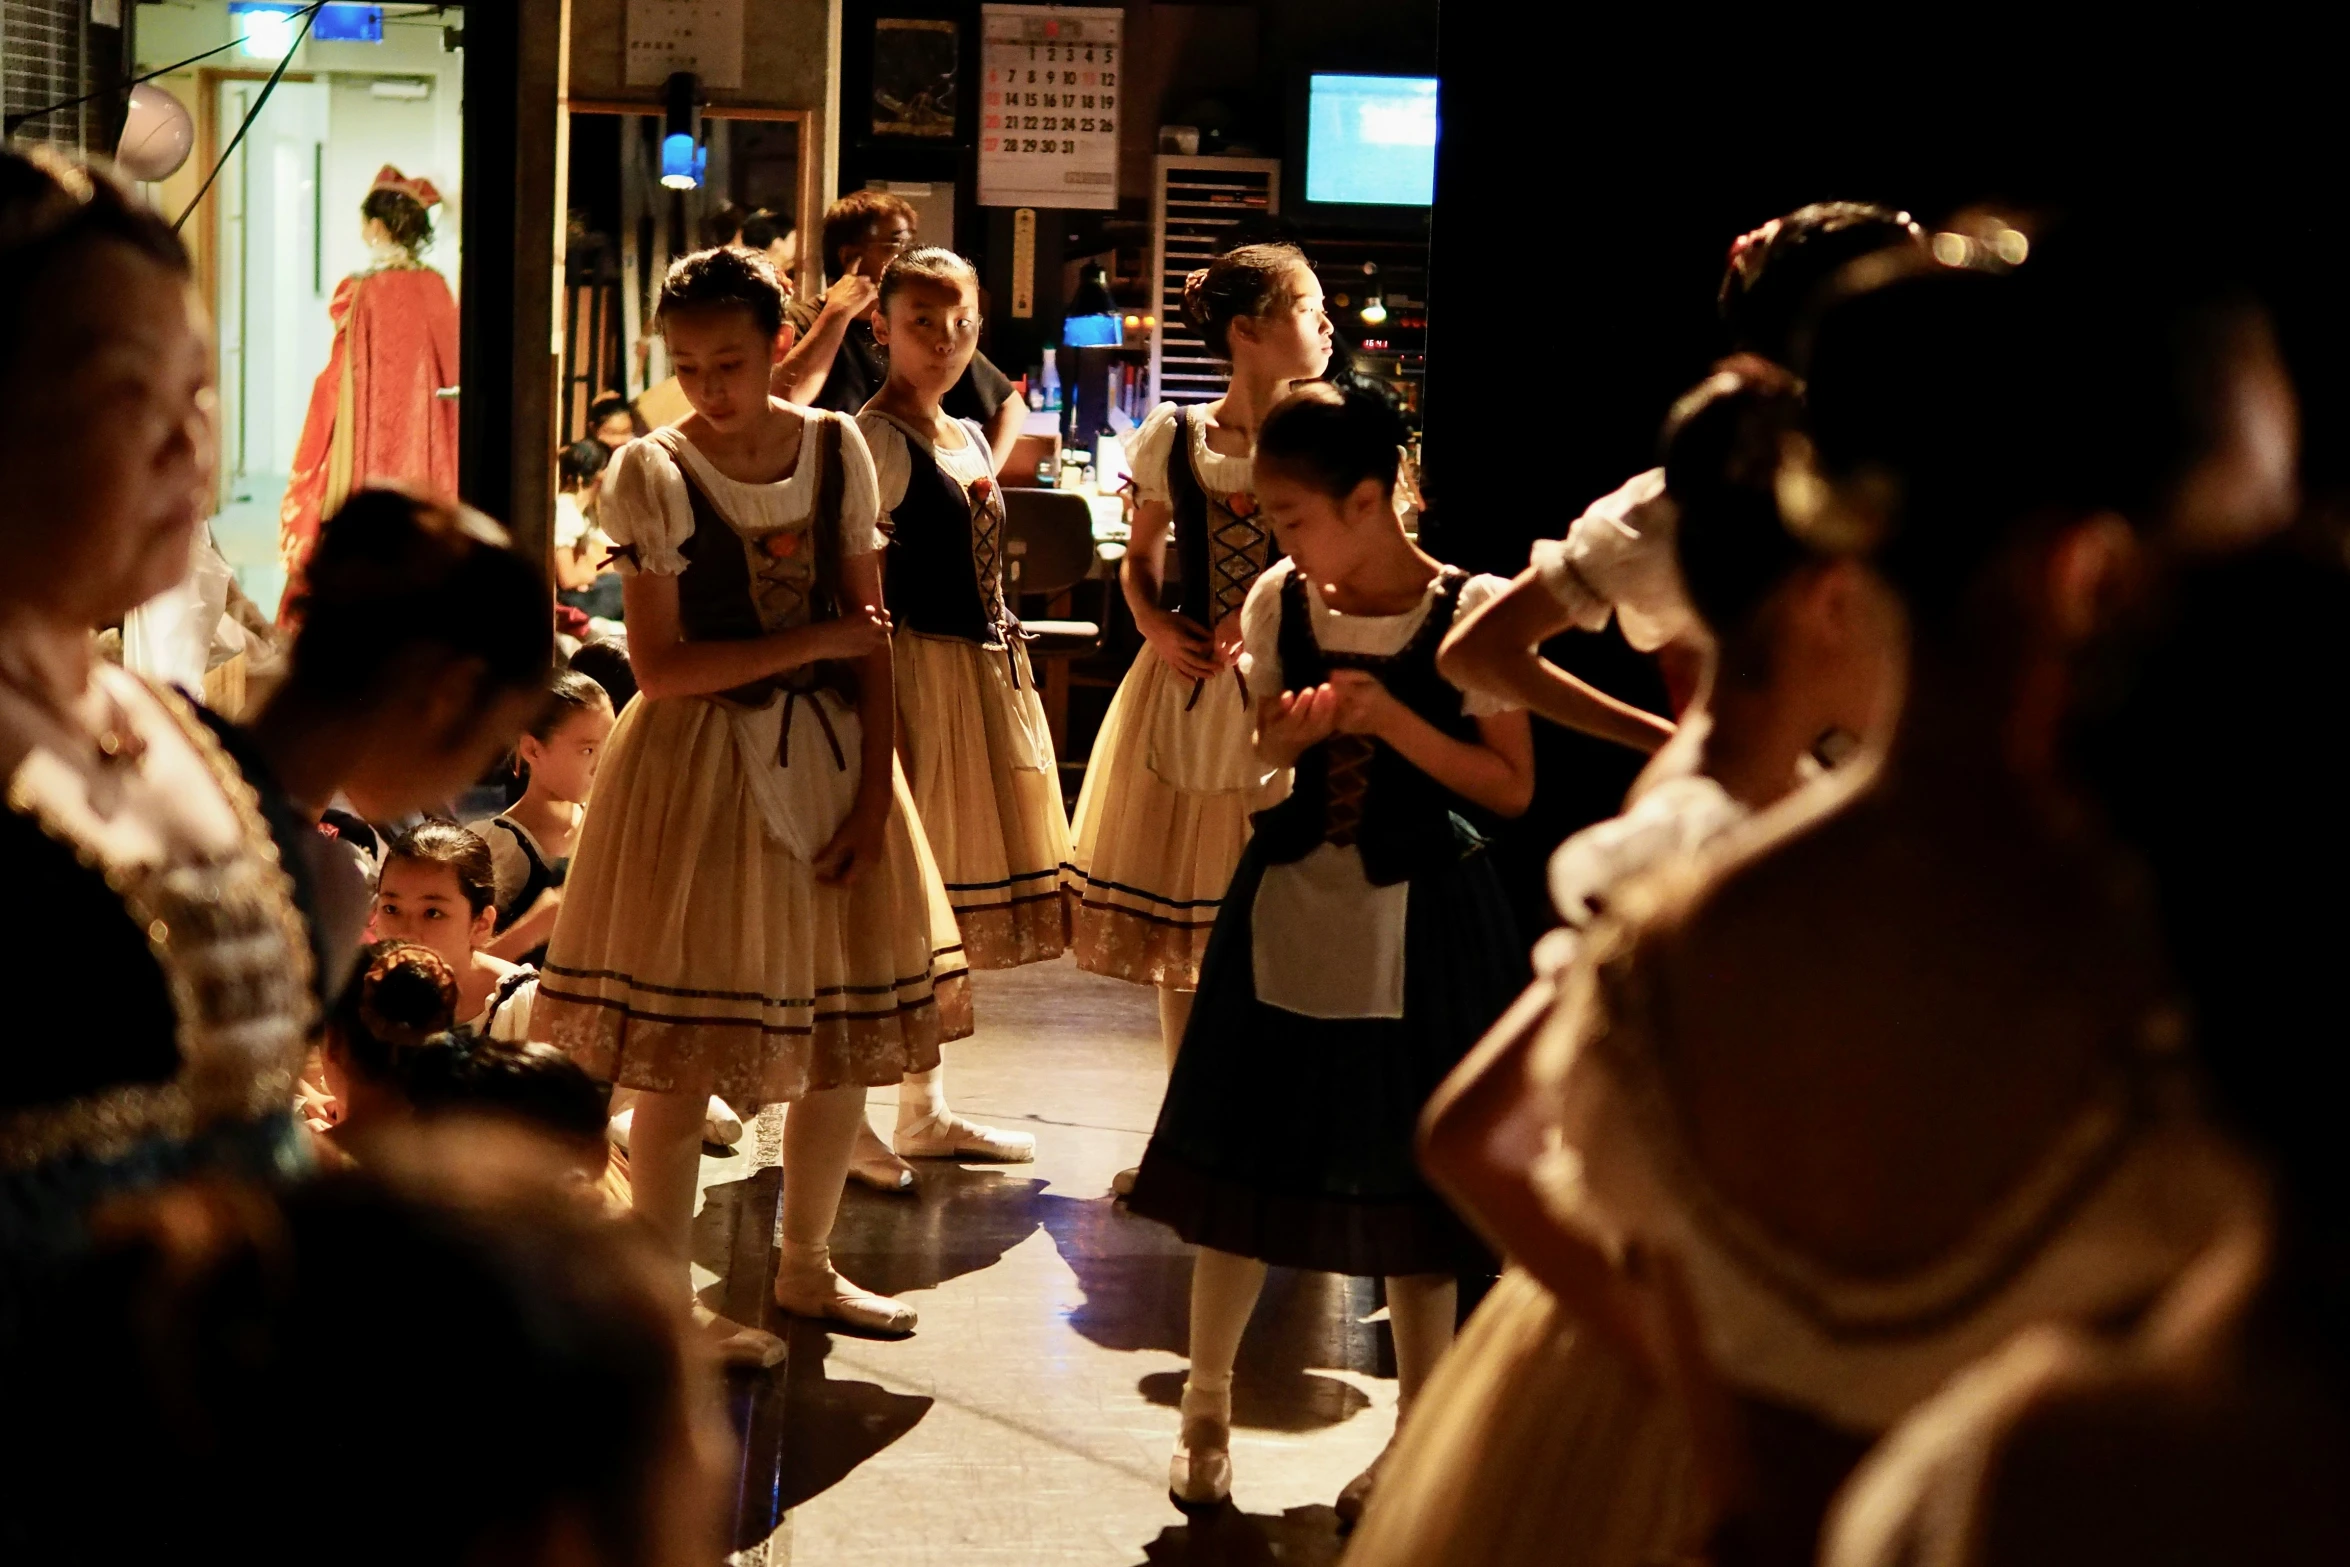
[878,417,1014,648]
[1250,566,1483,887]
[1164,405,1280,627]
[666,419,859,710]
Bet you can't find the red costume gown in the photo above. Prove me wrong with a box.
[275,261,461,622]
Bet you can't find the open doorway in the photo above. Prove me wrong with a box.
[137,2,466,615]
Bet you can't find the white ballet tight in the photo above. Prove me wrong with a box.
[1158,985,1195,1072]
[627,1071,869,1297]
[1184,1246,1457,1412]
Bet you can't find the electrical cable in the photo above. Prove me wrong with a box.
[172,4,326,234]
[2,2,329,137]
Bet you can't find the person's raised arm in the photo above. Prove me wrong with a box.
[810,549,899,886]
[774,267,880,405]
[1120,496,1216,681]
[620,569,890,701]
[1438,569,1676,754]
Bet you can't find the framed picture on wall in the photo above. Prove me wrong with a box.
[873,18,959,139]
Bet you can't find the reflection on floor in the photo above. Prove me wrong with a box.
[209,471,290,619]
[691,956,1400,1567]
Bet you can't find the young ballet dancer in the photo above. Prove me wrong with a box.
[1060,242,1332,1194]
[1347,361,1903,1567]
[1439,202,1924,744]
[484,669,615,966]
[846,245,1068,1183]
[1123,382,1536,1519]
[534,245,971,1354]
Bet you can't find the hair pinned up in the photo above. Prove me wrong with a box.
[0,147,188,383]
[878,245,980,314]
[1181,242,1307,359]
[656,244,786,339]
[1718,201,1924,365]
[1661,358,1816,680]
[289,487,551,705]
[1254,376,1406,501]
[331,938,461,1081]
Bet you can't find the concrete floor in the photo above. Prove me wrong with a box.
[690,956,1399,1567]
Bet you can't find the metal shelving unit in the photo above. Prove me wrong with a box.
[1148,154,1280,406]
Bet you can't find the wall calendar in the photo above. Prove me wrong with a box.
[978,4,1121,211]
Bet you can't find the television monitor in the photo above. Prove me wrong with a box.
[1305,74,1437,208]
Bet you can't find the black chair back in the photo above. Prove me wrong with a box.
[1002,488,1098,600]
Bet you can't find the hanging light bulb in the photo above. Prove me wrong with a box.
[1357,259,1387,326]
[1360,297,1388,326]
[661,71,705,190]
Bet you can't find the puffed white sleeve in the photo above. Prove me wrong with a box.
[1240,558,1292,702]
[853,410,912,533]
[1529,467,1671,633]
[831,412,885,557]
[1128,402,1182,507]
[1450,573,1524,716]
[600,438,694,576]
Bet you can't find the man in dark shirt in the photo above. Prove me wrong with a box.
[778,189,1024,472]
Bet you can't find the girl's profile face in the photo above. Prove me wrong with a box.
[371,858,493,971]
[873,274,981,398]
[1257,466,1386,584]
[664,306,779,432]
[521,701,615,804]
[3,244,216,627]
[1233,263,1334,383]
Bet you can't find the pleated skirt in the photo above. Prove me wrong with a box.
[1125,840,1524,1277]
[1062,646,1269,990]
[1343,1266,1707,1567]
[534,691,973,1107]
[894,632,1071,969]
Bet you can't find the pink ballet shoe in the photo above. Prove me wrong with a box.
[894,1112,1036,1163]
[772,1242,917,1337]
[1168,1382,1233,1512]
[849,1120,916,1193]
[703,1096,745,1147]
[1110,1165,1140,1199]
[689,1302,786,1369]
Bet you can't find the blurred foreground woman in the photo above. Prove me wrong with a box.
[1827,544,2350,1567]
[0,150,312,1266]
[1355,246,2280,1566]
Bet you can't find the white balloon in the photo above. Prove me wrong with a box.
[117,83,194,183]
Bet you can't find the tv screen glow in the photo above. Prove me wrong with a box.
[1306,74,1437,207]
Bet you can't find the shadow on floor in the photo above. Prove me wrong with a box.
[828,1162,1052,1298]
[1135,1504,1350,1567]
[727,1330,935,1550]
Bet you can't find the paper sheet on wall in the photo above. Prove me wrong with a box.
[979,4,1121,210]
[627,0,745,90]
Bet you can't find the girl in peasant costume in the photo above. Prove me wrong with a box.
[534,248,970,1352]
[1123,383,1536,1520]
[1061,244,1333,1194]
[849,247,1064,1188]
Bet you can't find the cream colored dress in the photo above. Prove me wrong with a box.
[1348,777,2256,1567]
[1063,402,1278,988]
[861,409,1071,969]
[534,417,973,1105]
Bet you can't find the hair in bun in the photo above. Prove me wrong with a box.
[333,940,461,1081]
[1180,241,1307,359]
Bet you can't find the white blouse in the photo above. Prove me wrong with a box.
[1128,399,1253,507]
[1240,558,1519,718]
[1528,467,1698,654]
[599,411,883,578]
[1237,557,1521,1020]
